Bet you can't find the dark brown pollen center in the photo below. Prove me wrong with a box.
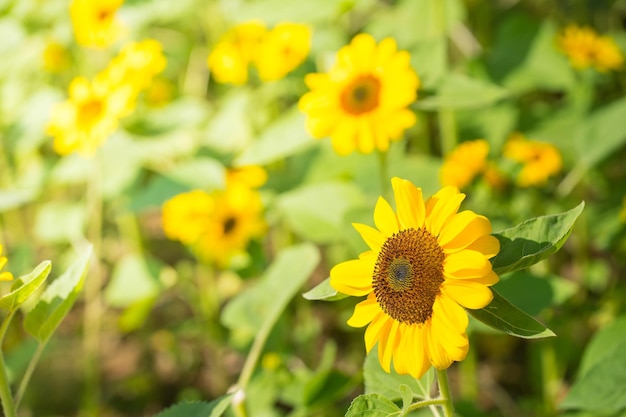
[373,228,445,324]
[340,75,381,115]
[223,217,237,234]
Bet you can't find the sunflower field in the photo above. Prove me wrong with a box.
[1,0,626,416]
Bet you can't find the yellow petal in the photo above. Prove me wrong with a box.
[434,294,469,333]
[465,235,500,259]
[425,187,465,236]
[439,211,492,252]
[364,312,388,353]
[352,223,385,251]
[374,197,399,237]
[377,319,397,373]
[347,293,381,328]
[442,281,494,309]
[392,323,409,374]
[391,177,425,230]
[405,325,431,379]
[444,250,491,279]
[330,258,374,296]
[356,118,375,154]
[461,270,499,286]
[425,321,453,369]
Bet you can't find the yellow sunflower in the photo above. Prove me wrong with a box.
[330,177,499,378]
[592,35,624,72]
[162,186,265,268]
[46,74,132,156]
[440,139,489,189]
[557,25,624,72]
[70,0,124,48]
[254,22,311,81]
[0,245,13,282]
[298,33,419,156]
[503,133,562,187]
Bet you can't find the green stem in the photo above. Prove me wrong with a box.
[407,398,447,411]
[436,368,455,417]
[0,311,16,417]
[437,109,457,156]
[14,341,47,409]
[458,336,477,401]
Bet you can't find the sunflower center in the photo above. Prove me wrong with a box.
[78,100,104,127]
[373,228,445,325]
[96,8,114,22]
[223,216,237,235]
[340,75,381,115]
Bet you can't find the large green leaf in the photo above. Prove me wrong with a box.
[345,394,401,417]
[0,261,51,311]
[560,339,626,412]
[577,316,626,377]
[302,277,348,301]
[469,289,555,339]
[153,395,232,417]
[221,243,320,334]
[415,73,508,110]
[491,202,584,275]
[364,347,434,401]
[24,245,92,342]
[104,253,162,307]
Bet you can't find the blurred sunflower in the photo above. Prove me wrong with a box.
[0,245,13,282]
[558,25,623,72]
[207,21,267,85]
[162,186,265,268]
[440,139,489,189]
[70,0,124,48]
[331,177,499,378]
[504,133,562,187]
[226,165,268,189]
[42,40,70,73]
[299,33,419,155]
[46,74,132,156]
[254,22,311,81]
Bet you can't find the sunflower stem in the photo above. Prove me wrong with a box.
[436,368,455,417]
[0,310,16,417]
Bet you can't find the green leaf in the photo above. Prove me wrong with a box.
[0,189,37,212]
[233,108,315,166]
[0,261,51,311]
[560,339,626,412]
[153,395,232,417]
[162,157,225,191]
[302,277,348,301]
[415,74,508,110]
[345,394,401,417]
[104,254,162,307]
[468,289,555,339]
[364,347,434,401]
[398,384,413,416]
[577,315,626,378]
[221,243,320,334]
[24,245,92,342]
[491,202,585,275]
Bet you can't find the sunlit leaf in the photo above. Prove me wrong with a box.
[302,277,347,301]
[469,289,555,339]
[162,157,225,191]
[24,245,92,342]
[0,189,37,212]
[221,243,320,334]
[415,73,508,110]
[153,395,232,417]
[0,261,51,311]
[104,254,162,307]
[491,202,584,275]
[345,394,401,417]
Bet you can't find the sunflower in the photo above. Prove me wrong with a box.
[557,25,624,72]
[0,245,13,282]
[162,186,265,268]
[254,22,311,81]
[503,133,562,187]
[298,33,419,156]
[70,0,124,48]
[46,74,132,156]
[440,139,489,189]
[330,177,499,378]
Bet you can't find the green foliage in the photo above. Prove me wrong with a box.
[24,245,92,342]
[491,202,584,275]
[468,289,555,339]
[153,395,232,417]
[344,394,401,417]
[302,277,347,301]
[0,261,51,312]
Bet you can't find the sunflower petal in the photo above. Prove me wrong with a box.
[391,177,425,230]
[465,235,500,259]
[442,281,494,309]
[374,197,399,237]
[439,211,492,252]
[425,322,453,369]
[364,312,388,353]
[444,250,491,279]
[376,319,394,372]
[330,258,374,296]
[405,325,431,379]
[352,223,385,251]
[392,323,409,374]
[425,187,465,236]
[347,293,380,328]
[381,320,400,373]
